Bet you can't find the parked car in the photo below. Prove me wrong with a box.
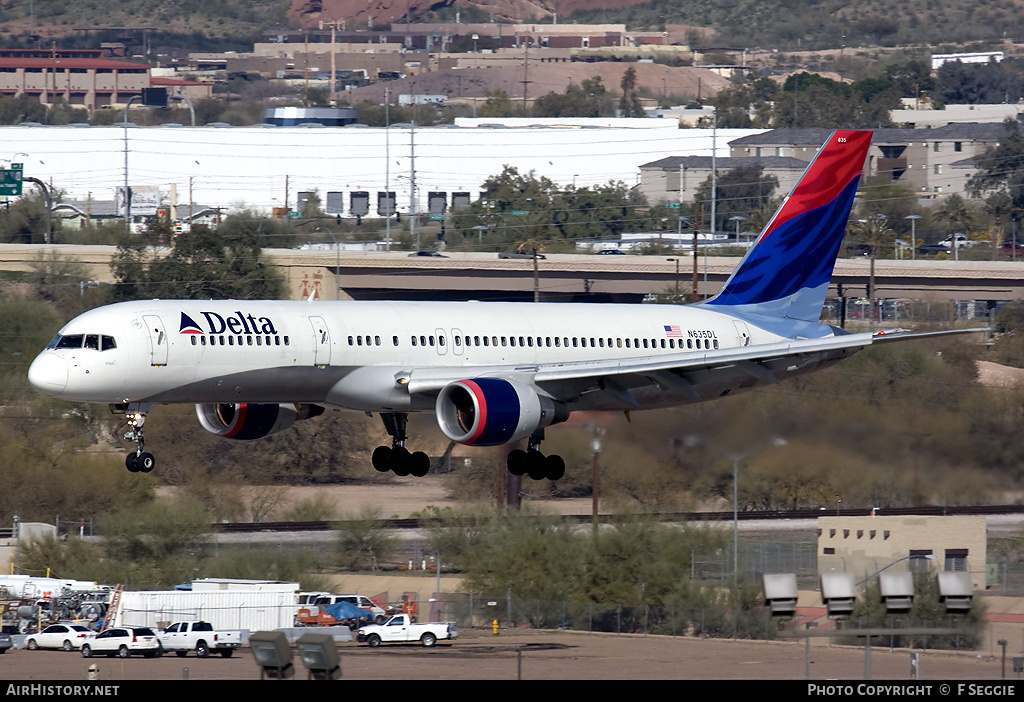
[0,633,13,654]
[596,249,626,255]
[357,614,457,647]
[157,621,242,658]
[25,623,95,651]
[81,627,161,659]
[407,251,448,257]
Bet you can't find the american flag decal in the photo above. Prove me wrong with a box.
[664,325,682,337]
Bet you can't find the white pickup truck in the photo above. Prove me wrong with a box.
[357,614,457,648]
[157,621,242,658]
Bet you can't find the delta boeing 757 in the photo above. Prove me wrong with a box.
[27,130,981,480]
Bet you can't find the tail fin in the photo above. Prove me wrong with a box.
[703,130,872,322]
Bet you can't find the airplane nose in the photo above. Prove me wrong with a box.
[28,353,68,395]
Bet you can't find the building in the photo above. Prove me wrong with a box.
[0,56,150,112]
[727,124,1006,201]
[638,155,807,207]
[818,515,987,591]
[0,122,760,219]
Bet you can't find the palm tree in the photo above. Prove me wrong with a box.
[930,194,975,260]
[849,214,896,324]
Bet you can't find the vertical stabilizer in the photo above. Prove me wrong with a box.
[703,130,872,321]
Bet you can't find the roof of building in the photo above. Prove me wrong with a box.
[0,57,150,70]
[640,155,808,170]
[728,124,1007,147]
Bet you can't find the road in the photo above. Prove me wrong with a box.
[0,630,1009,681]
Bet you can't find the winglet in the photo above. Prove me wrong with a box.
[703,130,873,322]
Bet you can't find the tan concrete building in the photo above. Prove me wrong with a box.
[818,515,987,591]
[0,57,150,111]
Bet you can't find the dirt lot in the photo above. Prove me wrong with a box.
[0,630,1008,681]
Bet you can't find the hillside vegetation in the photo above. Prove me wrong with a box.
[1,0,1022,54]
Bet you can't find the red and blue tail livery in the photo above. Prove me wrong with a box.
[704,130,872,322]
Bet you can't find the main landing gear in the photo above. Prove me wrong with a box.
[112,403,155,473]
[372,413,430,477]
[507,431,565,482]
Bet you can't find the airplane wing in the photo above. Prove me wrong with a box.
[404,327,988,407]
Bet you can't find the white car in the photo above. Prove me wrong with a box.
[25,624,95,651]
[81,627,161,659]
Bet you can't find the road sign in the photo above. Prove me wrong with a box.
[288,211,302,218]
[667,203,680,209]
[510,210,529,216]
[428,214,445,221]
[0,163,23,197]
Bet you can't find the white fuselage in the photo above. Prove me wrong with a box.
[28,299,804,414]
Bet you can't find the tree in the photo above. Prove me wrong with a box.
[969,117,1024,214]
[618,67,645,118]
[694,164,779,232]
[533,77,613,118]
[930,194,976,251]
[110,220,284,302]
[847,215,896,320]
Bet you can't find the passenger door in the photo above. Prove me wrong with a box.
[143,315,168,366]
[308,316,332,366]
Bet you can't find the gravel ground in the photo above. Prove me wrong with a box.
[0,629,1009,681]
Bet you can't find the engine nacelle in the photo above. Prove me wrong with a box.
[196,403,324,440]
[435,378,568,446]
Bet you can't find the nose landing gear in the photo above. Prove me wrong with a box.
[112,403,155,473]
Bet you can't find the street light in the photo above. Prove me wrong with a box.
[685,435,786,576]
[728,215,746,244]
[905,215,922,261]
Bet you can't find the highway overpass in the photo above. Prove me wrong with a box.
[2,245,1022,309]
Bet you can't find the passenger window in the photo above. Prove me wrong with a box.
[411,336,418,346]
[393,336,399,346]
[191,337,197,346]
[375,336,381,346]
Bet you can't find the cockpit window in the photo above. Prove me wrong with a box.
[56,334,84,349]
[49,334,117,351]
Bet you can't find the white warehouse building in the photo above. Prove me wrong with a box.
[0,119,761,220]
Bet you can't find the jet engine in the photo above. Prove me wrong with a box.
[196,403,324,440]
[435,378,568,446]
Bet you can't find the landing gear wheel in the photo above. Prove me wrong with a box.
[507,449,527,476]
[371,446,393,472]
[125,453,139,472]
[390,447,412,476]
[138,452,155,473]
[410,451,430,477]
[545,454,566,481]
[525,450,547,481]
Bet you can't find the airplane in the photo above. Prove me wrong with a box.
[27,130,984,480]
